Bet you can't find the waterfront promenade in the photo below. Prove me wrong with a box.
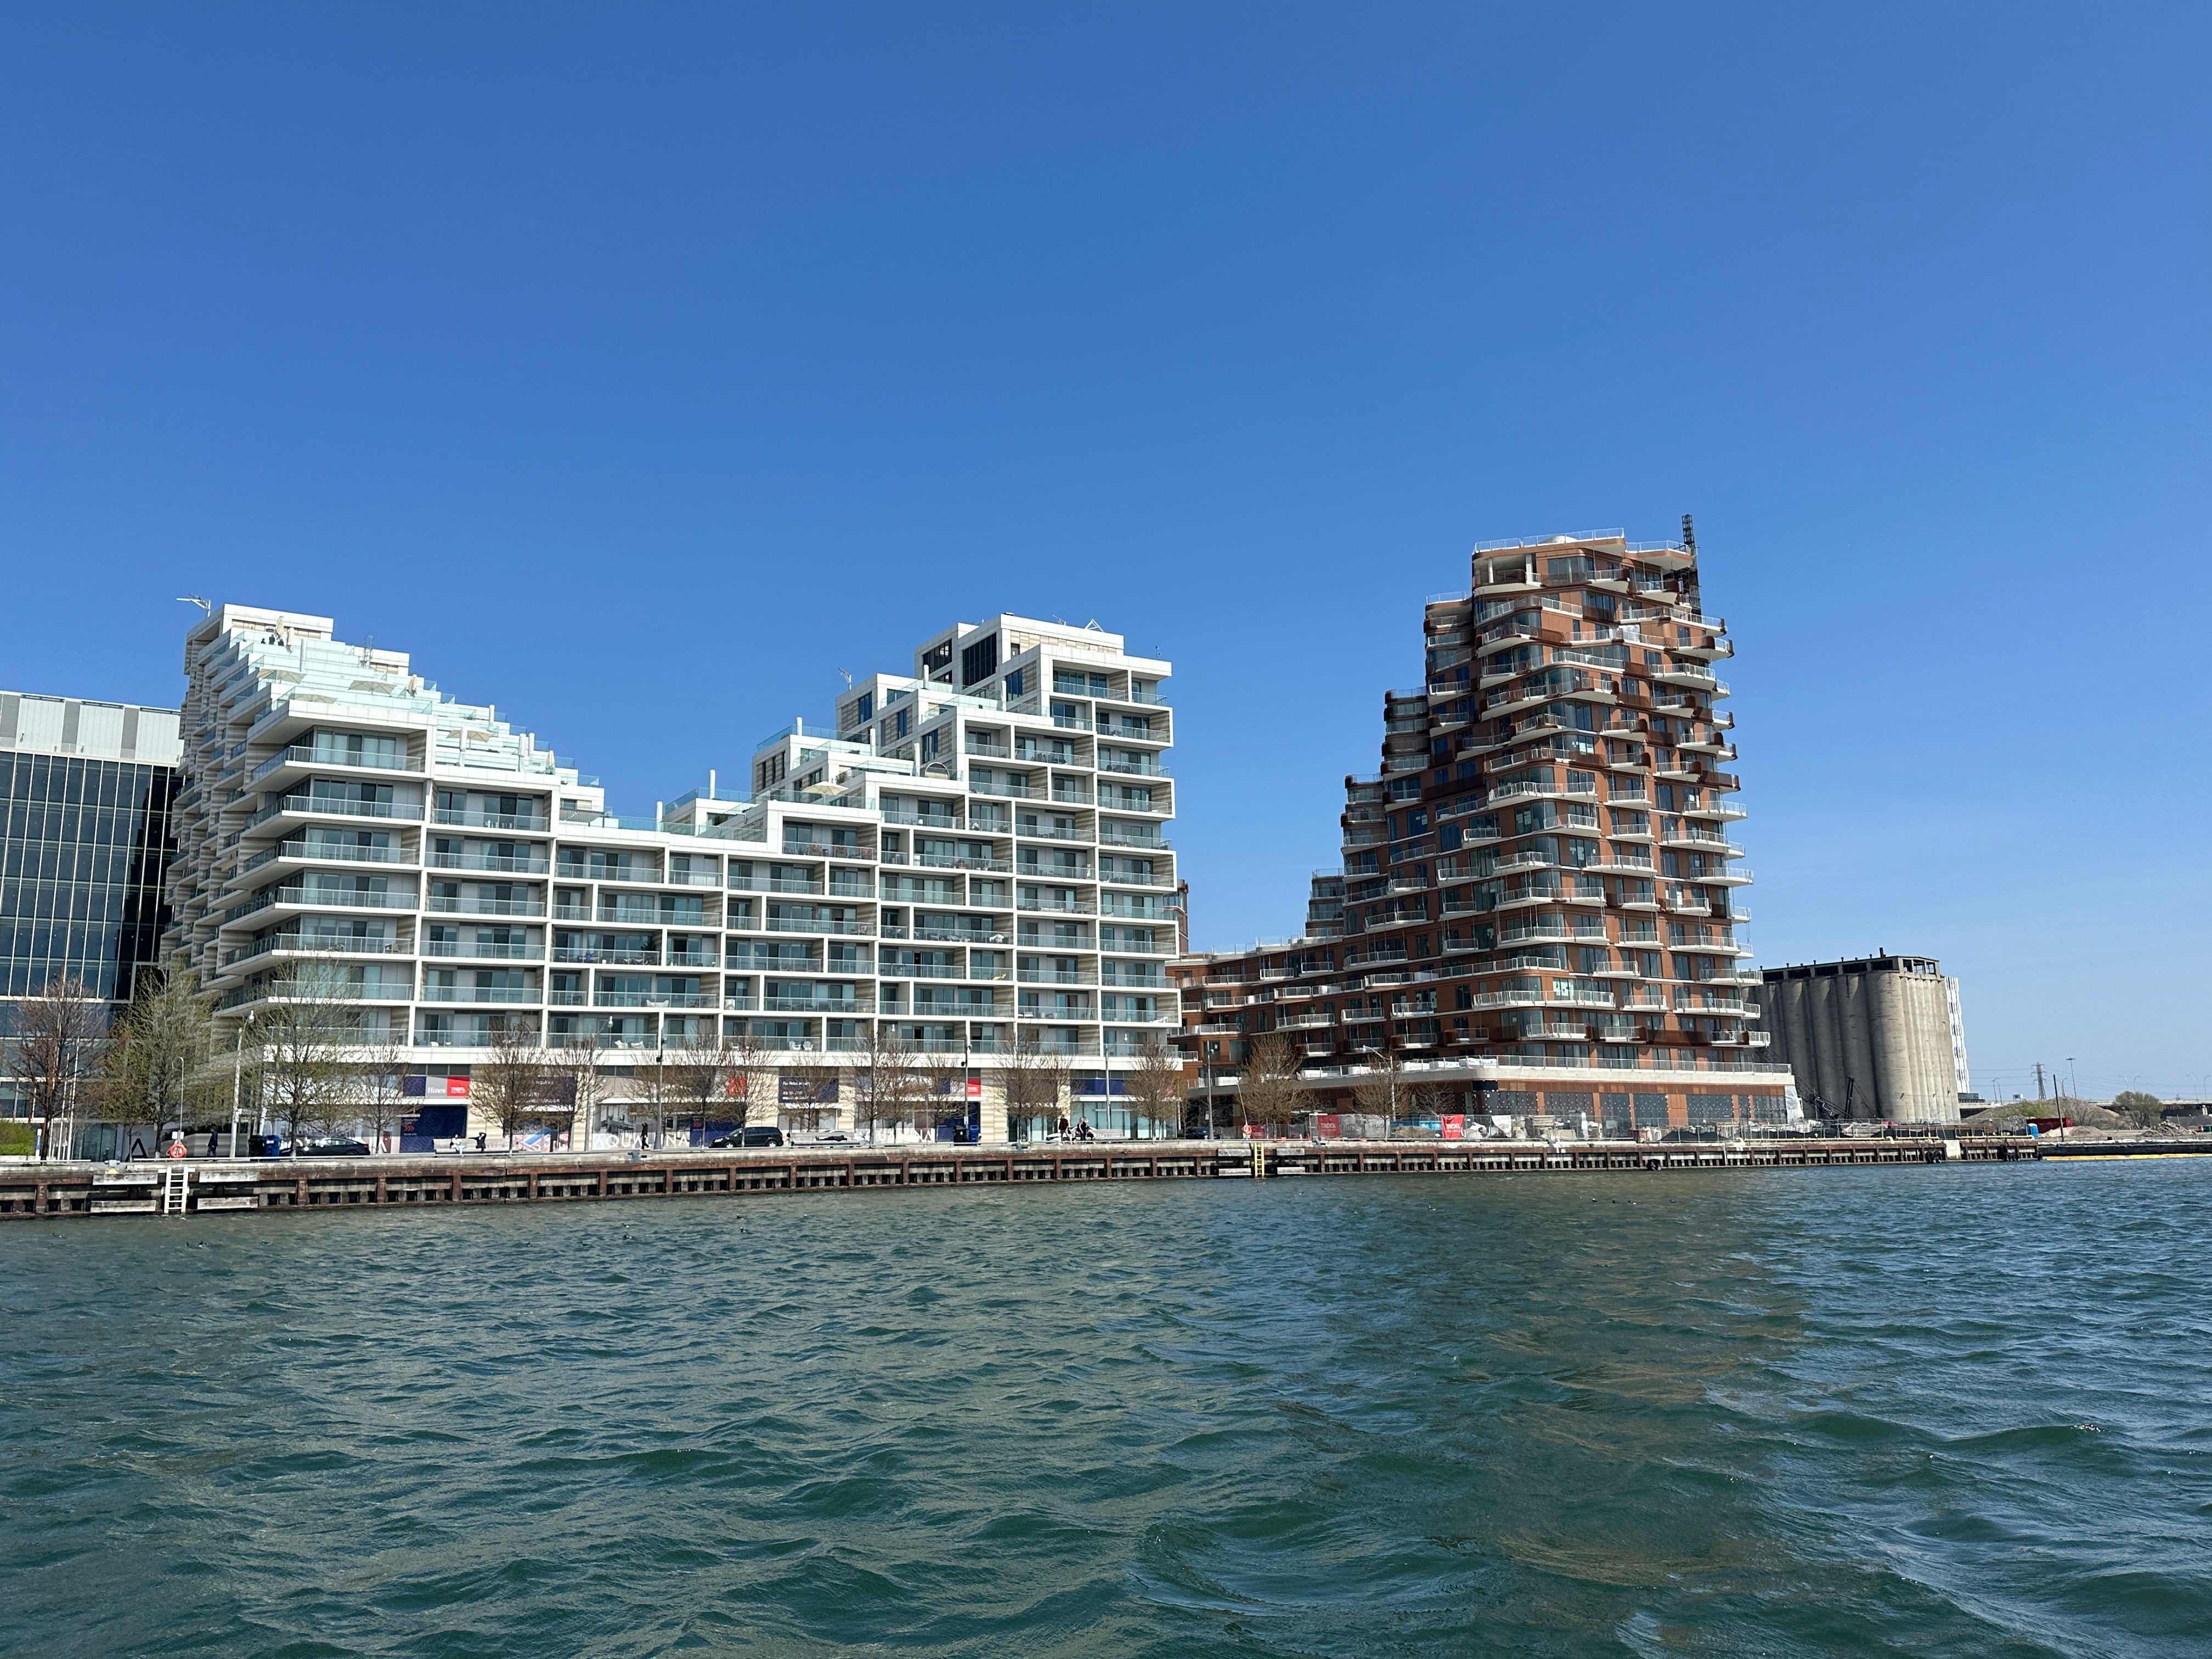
[6,1131,2168,1220]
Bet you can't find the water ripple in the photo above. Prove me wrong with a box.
[3,1164,2209,1655]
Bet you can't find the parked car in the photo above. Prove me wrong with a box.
[707,1126,785,1149]
[295,1136,371,1157]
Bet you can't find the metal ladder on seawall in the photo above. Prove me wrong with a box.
[159,1165,191,1216]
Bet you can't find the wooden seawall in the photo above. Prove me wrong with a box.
[0,1133,2097,1219]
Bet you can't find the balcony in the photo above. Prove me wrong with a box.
[230,884,416,921]
[920,851,1013,873]
[882,961,963,979]
[241,838,409,875]
[1017,894,1096,914]
[1018,967,1098,986]
[764,916,872,935]
[251,794,421,829]
[882,923,1011,945]
[434,808,549,832]
[783,841,865,862]
[251,743,417,784]
[1491,850,1557,876]
[558,862,661,885]
[424,941,544,961]
[223,933,404,966]
[1097,721,1167,747]
[1099,869,1175,888]
[1662,829,1741,854]
[596,990,721,1009]
[426,894,546,917]
[1098,757,1165,777]
[431,851,550,874]
[1015,867,1093,887]
[421,985,540,1004]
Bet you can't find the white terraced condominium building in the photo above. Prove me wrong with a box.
[167,606,1179,1142]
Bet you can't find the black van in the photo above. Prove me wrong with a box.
[707,1126,785,1149]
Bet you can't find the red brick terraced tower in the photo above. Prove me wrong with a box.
[1175,526,1794,1140]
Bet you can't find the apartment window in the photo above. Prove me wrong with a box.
[961,635,1000,687]
[1005,668,1024,697]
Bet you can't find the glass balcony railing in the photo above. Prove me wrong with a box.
[431,851,550,874]
[252,795,421,827]
[252,743,415,783]
[426,895,546,917]
[435,808,549,831]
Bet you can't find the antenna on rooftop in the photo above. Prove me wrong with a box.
[176,595,210,615]
[1680,515,1697,556]
[837,669,853,687]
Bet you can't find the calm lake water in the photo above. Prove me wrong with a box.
[3,1160,2208,1657]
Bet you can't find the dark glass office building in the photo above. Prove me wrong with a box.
[1,692,181,1115]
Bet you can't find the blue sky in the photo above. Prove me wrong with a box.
[3,5,2207,1099]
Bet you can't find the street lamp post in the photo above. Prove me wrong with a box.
[647,997,668,1149]
[228,1011,256,1159]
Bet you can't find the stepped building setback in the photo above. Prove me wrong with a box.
[166,606,1179,1143]
[1175,527,1796,1136]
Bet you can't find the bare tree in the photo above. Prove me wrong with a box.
[851,1025,927,1144]
[97,965,218,1145]
[477,1018,552,1149]
[258,960,360,1144]
[1122,1035,1190,1139]
[549,1037,611,1149]
[914,1062,970,1142]
[662,1029,732,1146]
[779,1065,840,1136]
[1351,1043,1408,1139]
[353,1032,410,1154]
[1407,1078,1458,1136]
[1002,1026,1071,1139]
[721,1023,770,1131]
[1236,1032,1305,1136]
[8,973,104,1160]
